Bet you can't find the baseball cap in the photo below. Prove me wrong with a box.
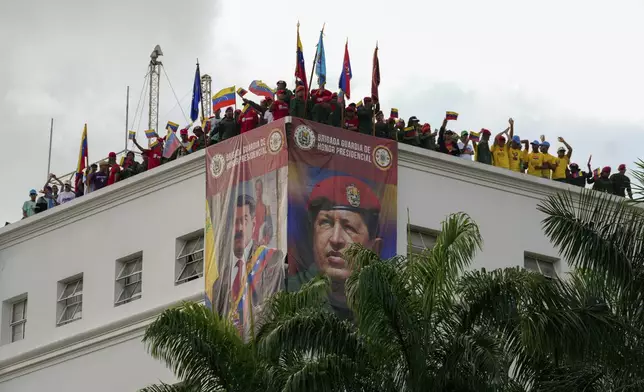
[108,152,116,158]
[277,80,286,85]
[29,189,37,195]
[461,130,469,137]
[63,181,71,186]
[618,164,626,171]
[409,116,419,123]
[512,135,521,143]
[99,160,109,167]
[570,163,579,168]
[540,141,550,147]
[557,147,565,153]
[496,135,506,142]
[530,140,540,145]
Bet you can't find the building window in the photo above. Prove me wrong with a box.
[524,252,559,280]
[10,298,27,342]
[57,276,83,326]
[115,254,143,306]
[408,225,439,254]
[176,234,204,284]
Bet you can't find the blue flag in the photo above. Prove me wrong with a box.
[315,30,326,86]
[190,64,202,122]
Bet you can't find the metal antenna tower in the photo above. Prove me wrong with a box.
[201,74,212,119]
[148,45,163,133]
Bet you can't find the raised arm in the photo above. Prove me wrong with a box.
[493,127,510,146]
[508,118,514,140]
[132,137,145,152]
[558,137,573,159]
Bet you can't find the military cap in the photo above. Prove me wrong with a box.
[308,176,381,213]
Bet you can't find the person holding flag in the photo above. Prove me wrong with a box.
[75,124,88,197]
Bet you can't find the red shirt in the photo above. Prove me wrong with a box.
[344,117,359,130]
[143,148,162,170]
[270,100,289,120]
[108,164,121,185]
[311,88,333,104]
[239,108,259,133]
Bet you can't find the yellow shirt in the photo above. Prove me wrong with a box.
[508,147,523,172]
[526,152,543,176]
[491,144,510,169]
[552,155,569,180]
[541,153,555,179]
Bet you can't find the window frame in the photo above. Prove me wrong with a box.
[175,234,205,285]
[524,252,560,280]
[9,298,27,342]
[407,225,440,255]
[115,255,143,306]
[57,277,83,326]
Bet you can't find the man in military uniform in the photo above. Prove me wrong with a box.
[610,164,633,199]
[289,85,308,119]
[276,80,293,106]
[373,111,391,139]
[288,176,383,316]
[329,93,343,127]
[357,97,379,135]
[215,107,239,141]
[473,129,492,164]
[588,166,614,194]
[419,123,437,151]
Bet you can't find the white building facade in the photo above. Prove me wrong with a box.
[0,138,576,392]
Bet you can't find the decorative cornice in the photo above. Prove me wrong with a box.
[0,293,203,382]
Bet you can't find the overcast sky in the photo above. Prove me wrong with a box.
[1,0,644,223]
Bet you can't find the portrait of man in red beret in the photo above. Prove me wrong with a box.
[289,175,383,315]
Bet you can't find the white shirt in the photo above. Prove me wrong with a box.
[230,240,254,289]
[57,190,76,204]
[264,111,274,123]
[458,141,473,160]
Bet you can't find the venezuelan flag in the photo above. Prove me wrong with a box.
[249,80,275,99]
[75,124,88,193]
[212,86,236,111]
[128,130,136,140]
[469,131,480,143]
[166,121,179,133]
[356,100,363,108]
[145,129,156,139]
[593,168,601,178]
[295,22,308,94]
[446,111,459,120]
[390,108,399,118]
[237,87,248,97]
[403,126,417,138]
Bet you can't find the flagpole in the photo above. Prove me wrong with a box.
[125,86,130,152]
[47,118,53,180]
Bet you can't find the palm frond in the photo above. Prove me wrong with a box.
[537,189,644,288]
[142,302,259,392]
[139,380,207,392]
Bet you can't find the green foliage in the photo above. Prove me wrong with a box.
[142,195,644,391]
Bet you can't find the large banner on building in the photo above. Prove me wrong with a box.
[287,118,398,316]
[205,120,288,340]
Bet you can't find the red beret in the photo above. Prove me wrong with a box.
[602,166,611,173]
[308,176,380,213]
[364,97,372,102]
[345,106,355,112]
[618,164,626,171]
[481,128,491,136]
[422,123,431,132]
[179,128,188,135]
[108,152,116,158]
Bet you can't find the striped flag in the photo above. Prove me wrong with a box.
[145,129,156,139]
[390,108,399,118]
[446,111,459,120]
[162,132,181,158]
[237,87,248,97]
[128,130,136,140]
[469,131,480,143]
[166,121,179,133]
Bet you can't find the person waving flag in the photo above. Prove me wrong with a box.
[371,43,380,102]
[339,39,352,99]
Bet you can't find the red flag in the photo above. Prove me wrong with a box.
[339,40,352,99]
[371,44,380,102]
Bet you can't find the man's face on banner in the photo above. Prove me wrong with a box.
[234,204,255,258]
[312,209,382,296]
[255,181,263,201]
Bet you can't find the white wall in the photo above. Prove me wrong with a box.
[0,138,583,391]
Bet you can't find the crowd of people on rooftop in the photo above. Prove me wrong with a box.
[20,79,634,221]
